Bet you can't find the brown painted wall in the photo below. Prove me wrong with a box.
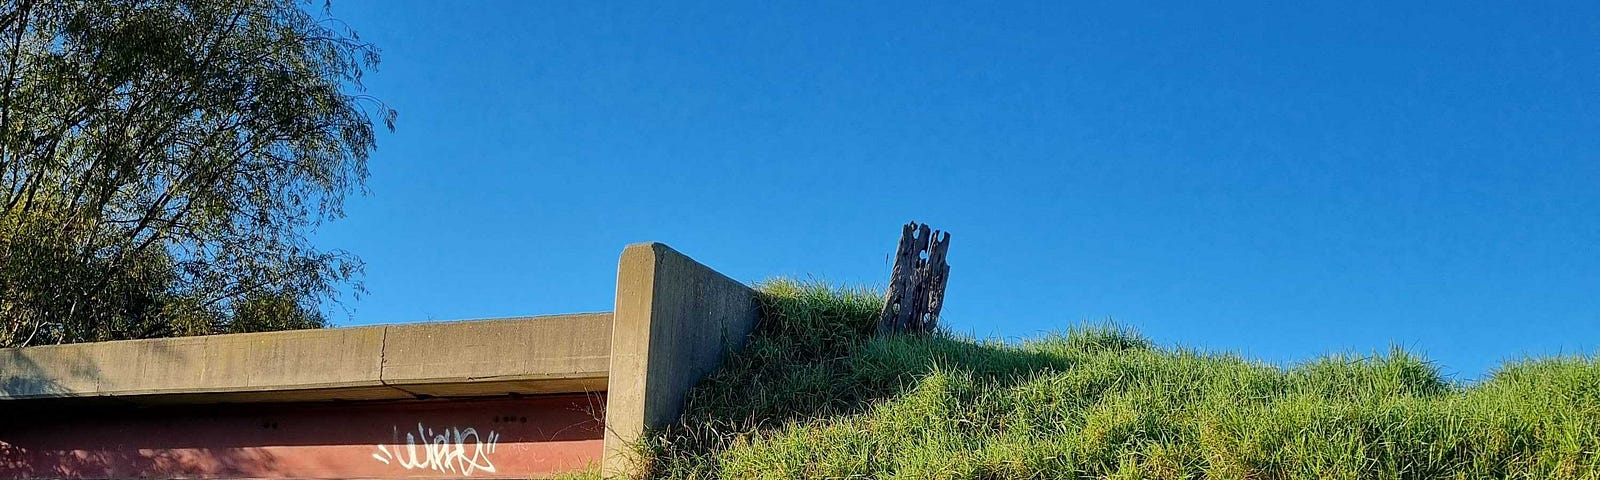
[0,395,604,479]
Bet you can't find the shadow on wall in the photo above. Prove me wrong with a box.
[0,347,85,399]
[0,393,606,479]
[0,341,298,479]
[0,444,285,480]
[0,333,191,399]
[0,318,614,479]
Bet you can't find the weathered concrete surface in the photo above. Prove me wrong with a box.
[0,313,612,404]
[0,326,390,403]
[382,314,613,397]
[602,243,759,477]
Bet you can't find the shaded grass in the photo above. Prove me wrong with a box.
[635,279,1600,479]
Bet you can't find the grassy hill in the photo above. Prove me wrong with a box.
[623,280,1600,479]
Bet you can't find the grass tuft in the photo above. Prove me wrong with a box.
[631,279,1600,479]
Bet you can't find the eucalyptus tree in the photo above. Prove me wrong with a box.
[0,0,393,347]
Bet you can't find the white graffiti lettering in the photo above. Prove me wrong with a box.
[371,423,500,476]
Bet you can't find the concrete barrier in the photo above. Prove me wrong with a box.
[602,242,760,477]
[0,313,612,404]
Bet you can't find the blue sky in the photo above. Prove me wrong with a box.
[319,2,1600,379]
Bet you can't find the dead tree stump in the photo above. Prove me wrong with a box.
[878,221,951,335]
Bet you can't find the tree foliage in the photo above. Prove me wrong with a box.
[0,0,391,347]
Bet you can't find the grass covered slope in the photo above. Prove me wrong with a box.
[635,280,1600,479]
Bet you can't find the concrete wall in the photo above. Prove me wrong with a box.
[1,242,763,479]
[0,395,604,479]
[0,313,612,404]
[602,243,760,477]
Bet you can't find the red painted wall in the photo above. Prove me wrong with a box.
[0,395,605,479]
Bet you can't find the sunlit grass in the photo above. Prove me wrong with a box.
[632,279,1600,479]
[546,467,601,480]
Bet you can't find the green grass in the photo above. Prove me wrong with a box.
[547,468,601,480]
[632,279,1600,479]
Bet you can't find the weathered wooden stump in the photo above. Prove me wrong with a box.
[878,221,951,335]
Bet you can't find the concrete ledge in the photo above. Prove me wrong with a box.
[0,313,612,404]
[382,313,613,396]
[603,242,760,477]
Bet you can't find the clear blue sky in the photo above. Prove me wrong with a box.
[319,2,1600,379]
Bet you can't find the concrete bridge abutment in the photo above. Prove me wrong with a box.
[0,242,757,479]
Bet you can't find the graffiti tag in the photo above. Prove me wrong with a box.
[371,423,500,476]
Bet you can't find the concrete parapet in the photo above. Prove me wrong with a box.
[602,242,760,477]
[381,313,613,396]
[0,313,612,404]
